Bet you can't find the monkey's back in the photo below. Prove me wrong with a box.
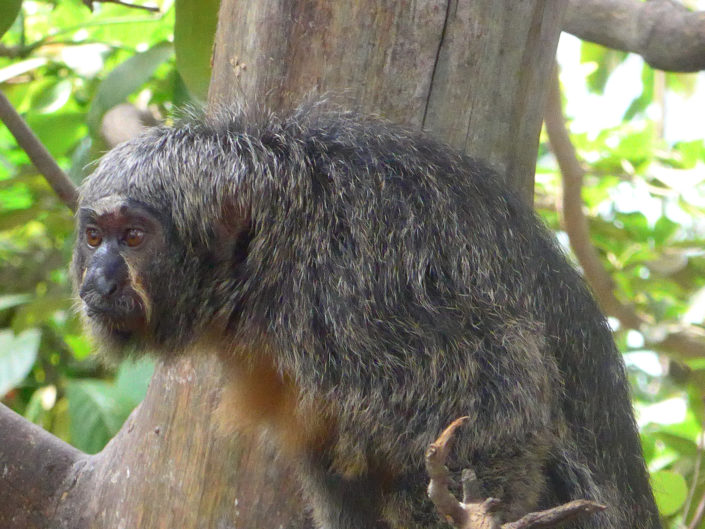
[224,110,659,527]
[80,105,661,528]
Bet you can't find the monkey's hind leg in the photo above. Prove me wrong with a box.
[302,461,391,529]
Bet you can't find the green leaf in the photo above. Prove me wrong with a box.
[174,0,219,101]
[0,328,41,396]
[650,470,688,517]
[0,0,22,39]
[651,432,698,457]
[652,216,679,246]
[65,360,154,452]
[67,379,133,454]
[684,357,705,370]
[623,66,654,122]
[115,357,155,406]
[30,79,73,114]
[26,112,87,159]
[87,41,173,134]
[0,182,33,211]
[673,140,705,169]
[640,433,656,462]
[580,42,628,94]
[64,333,93,360]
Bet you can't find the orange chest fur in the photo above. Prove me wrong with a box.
[216,346,333,457]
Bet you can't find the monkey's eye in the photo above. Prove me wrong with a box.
[85,227,102,248]
[124,228,145,248]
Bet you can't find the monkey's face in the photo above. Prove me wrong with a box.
[72,195,166,353]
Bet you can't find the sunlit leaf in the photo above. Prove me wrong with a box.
[623,65,653,122]
[671,139,705,169]
[0,328,41,396]
[0,183,34,212]
[651,217,679,246]
[580,42,628,94]
[613,127,655,168]
[174,0,219,100]
[659,411,703,442]
[650,470,687,517]
[30,79,73,114]
[684,357,705,370]
[640,433,656,462]
[651,432,698,457]
[64,333,93,360]
[667,71,698,97]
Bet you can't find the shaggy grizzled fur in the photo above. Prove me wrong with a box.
[75,103,661,529]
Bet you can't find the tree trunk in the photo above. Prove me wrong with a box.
[210,0,563,201]
[0,1,565,527]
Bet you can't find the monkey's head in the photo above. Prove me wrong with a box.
[71,122,252,358]
[72,194,167,354]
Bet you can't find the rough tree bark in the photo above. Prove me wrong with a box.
[563,0,705,73]
[0,1,565,527]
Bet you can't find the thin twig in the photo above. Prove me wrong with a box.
[0,90,78,211]
[0,40,110,59]
[683,407,704,521]
[688,490,705,529]
[82,0,160,13]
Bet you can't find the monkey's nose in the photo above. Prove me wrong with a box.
[95,273,118,296]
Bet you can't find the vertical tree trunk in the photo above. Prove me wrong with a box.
[210,0,563,201]
[0,2,565,527]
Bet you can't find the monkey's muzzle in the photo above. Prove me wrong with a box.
[80,290,146,333]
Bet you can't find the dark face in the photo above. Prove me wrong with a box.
[72,195,165,352]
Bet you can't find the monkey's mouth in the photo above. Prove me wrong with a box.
[81,295,146,333]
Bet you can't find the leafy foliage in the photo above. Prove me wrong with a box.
[0,0,215,447]
[538,36,705,529]
[0,4,703,527]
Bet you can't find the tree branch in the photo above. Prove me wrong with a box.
[0,403,85,528]
[564,0,705,72]
[0,40,110,59]
[0,90,78,211]
[544,64,705,360]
